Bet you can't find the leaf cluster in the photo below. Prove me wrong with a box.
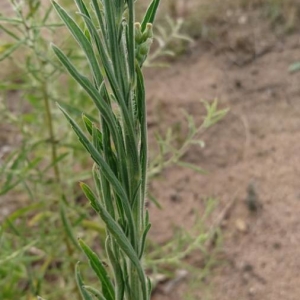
[51,0,160,299]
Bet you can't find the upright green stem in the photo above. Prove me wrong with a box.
[22,6,61,186]
[41,79,81,300]
[29,19,81,300]
[3,1,83,298]
[41,81,61,183]
[52,0,161,299]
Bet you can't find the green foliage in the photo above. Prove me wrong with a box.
[150,100,229,177]
[146,16,194,65]
[265,0,300,32]
[289,61,300,73]
[0,1,93,299]
[51,0,160,299]
[146,197,222,296]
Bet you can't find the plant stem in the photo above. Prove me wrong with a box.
[41,81,61,183]
[41,80,81,300]
[52,0,161,298]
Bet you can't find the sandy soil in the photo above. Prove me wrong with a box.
[145,6,300,300]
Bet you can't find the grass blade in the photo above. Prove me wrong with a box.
[52,0,102,85]
[80,183,147,299]
[75,262,94,300]
[136,64,148,201]
[177,161,208,174]
[141,0,161,31]
[58,106,127,205]
[0,40,25,61]
[60,203,81,251]
[83,286,106,300]
[79,239,114,300]
[52,45,127,188]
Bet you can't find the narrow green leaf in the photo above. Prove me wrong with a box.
[106,238,125,300]
[127,0,135,84]
[79,181,100,214]
[52,0,102,85]
[0,157,42,196]
[60,106,135,245]
[0,24,20,40]
[0,240,37,265]
[147,191,162,209]
[92,165,114,219]
[177,161,208,175]
[139,223,151,259]
[82,115,94,136]
[0,16,23,24]
[42,3,54,24]
[90,0,106,45]
[0,40,25,61]
[60,203,81,251]
[2,203,43,230]
[75,262,94,300]
[58,106,128,208]
[141,0,161,31]
[83,115,103,151]
[77,14,124,107]
[79,239,114,300]
[31,22,64,28]
[80,183,147,299]
[115,0,125,21]
[58,101,98,123]
[102,0,121,84]
[0,226,3,243]
[92,123,102,153]
[136,64,148,201]
[42,153,69,173]
[147,277,152,297]
[2,149,26,188]
[78,15,140,183]
[52,44,127,187]
[83,286,106,300]
[289,61,300,73]
[74,0,91,20]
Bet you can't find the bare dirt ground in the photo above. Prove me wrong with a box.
[146,6,300,300]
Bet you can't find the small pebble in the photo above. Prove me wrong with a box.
[236,218,248,233]
[248,286,256,296]
[273,242,282,250]
[170,192,181,203]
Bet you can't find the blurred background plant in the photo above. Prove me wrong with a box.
[146,197,222,293]
[0,1,97,298]
[145,16,194,67]
[0,1,228,299]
